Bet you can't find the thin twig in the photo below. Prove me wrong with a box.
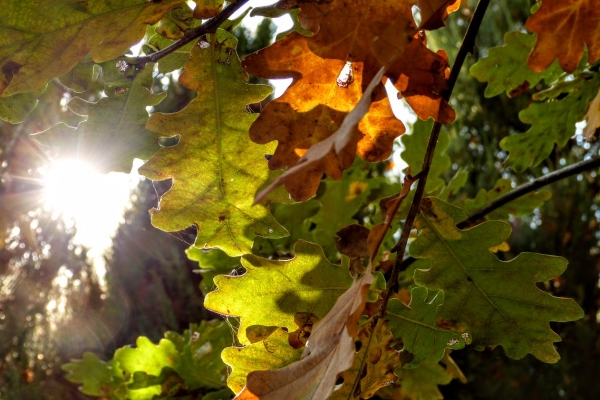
[130,0,250,68]
[398,154,600,272]
[379,0,492,317]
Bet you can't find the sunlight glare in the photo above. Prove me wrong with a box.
[43,159,142,284]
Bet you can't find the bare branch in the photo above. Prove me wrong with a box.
[131,0,250,68]
[379,0,492,317]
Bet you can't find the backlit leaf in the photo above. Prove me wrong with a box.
[62,353,124,397]
[243,0,453,200]
[237,262,374,399]
[138,30,287,257]
[222,328,303,394]
[204,240,353,344]
[500,72,600,171]
[386,287,469,369]
[470,31,562,98]
[0,0,183,96]
[395,360,453,400]
[412,198,584,363]
[526,0,600,72]
[0,84,46,124]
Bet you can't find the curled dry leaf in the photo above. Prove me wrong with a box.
[526,0,600,73]
[254,66,389,202]
[236,262,374,399]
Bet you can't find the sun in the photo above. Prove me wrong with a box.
[42,159,142,255]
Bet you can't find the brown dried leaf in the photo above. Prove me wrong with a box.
[526,0,600,72]
[244,0,454,201]
[335,224,371,259]
[254,67,392,202]
[236,264,374,400]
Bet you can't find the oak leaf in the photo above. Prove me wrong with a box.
[243,0,454,201]
[412,198,584,363]
[470,31,562,98]
[236,262,374,400]
[386,287,469,369]
[526,0,600,72]
[138,30,287,256]
[203,240,353,345]
[222,329,303,394]
[0,0,183,96]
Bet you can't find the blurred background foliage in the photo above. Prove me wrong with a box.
[0,0,598,398]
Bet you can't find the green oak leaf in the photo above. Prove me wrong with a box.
[0,0,183,96]
[34,63,165,173]
[187,246,242,295]
[165,320,232,389]
[411,198,583,363]
[222,328,303,394]
[204,240,353,344]
[62,352,124,397]
[156,2,194,40]
[386,287,469,369]
[0,84,46,124]
[401,119,451,194]
[395,361,453,400]
[59,55,96,93]
[501,72,600,171]
[114,336,179,378]
[470,31,562,98]
[461,178,551,220]
[138,29,287,256]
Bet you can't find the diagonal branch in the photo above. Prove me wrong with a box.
[379,0,492,316]
[398,154,600,272]
[130,0,250,68]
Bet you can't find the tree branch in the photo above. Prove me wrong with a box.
[379,0,492,316]
[397,154,600,272]
[130,0,250,68]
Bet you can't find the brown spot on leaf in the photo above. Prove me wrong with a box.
[509,80,530,97]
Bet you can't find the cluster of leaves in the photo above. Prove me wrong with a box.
[1,0,600,399]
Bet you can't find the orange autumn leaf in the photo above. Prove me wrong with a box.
[526,0,600,73]
[243,0,454,201]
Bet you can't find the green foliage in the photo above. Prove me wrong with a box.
[386,287,469,369]
[470,31,562,98]
[501,72,600,171]
[204,240,353,344]
[138,29,287,256]
[63,321,232,399]
[412,198,583,363]
[2,1,598,398]
[222,328,303,394]
[0,0,183,96]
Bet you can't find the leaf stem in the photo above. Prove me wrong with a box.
[379,0,492,317]
[130,0,250,68]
